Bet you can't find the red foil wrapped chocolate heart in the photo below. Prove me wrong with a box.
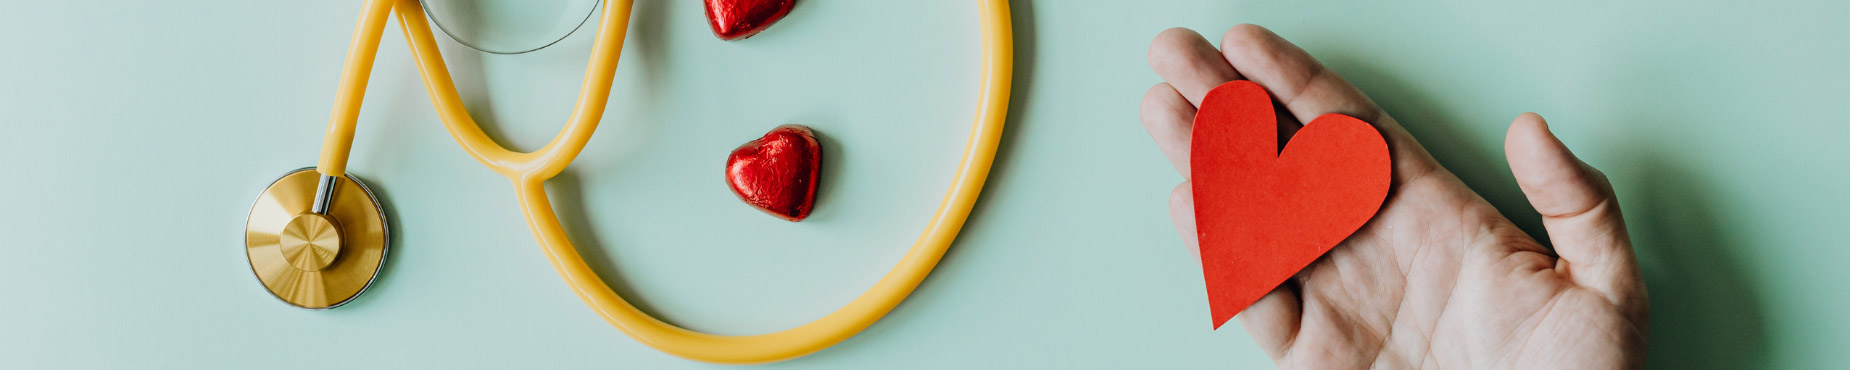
[704,0,796,40]
[727,124,822,221]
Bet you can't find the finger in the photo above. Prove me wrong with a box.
[1143,83,1197,175]
[1217,24,1442,181]
[1217,24,1381,125]
[1504,113,1645,307]
[1169,181,1199,260]
[1149,27,1242,107]
[1236,282,1303,360]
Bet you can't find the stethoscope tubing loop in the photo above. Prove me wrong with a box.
[311,0,1011,364]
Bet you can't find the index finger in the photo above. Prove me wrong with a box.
[1217,24,1441,182]
[1217,24,1382,124]
[1149,27,1243,107]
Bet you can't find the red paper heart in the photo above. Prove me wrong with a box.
[727,124,822,221]
[704,0,796,41]
[1191,81,1390,329]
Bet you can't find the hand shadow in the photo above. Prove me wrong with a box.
[1322,52,1770,368]
[1627,152,1769,369]
[1322,57,1550,244]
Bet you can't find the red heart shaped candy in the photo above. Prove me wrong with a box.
[727,124,822,221]
[1191,81,1390,329]
[704,0,796,40]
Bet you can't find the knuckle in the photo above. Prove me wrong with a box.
[1581,162,1619,195]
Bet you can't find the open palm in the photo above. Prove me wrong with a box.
[1140,25,1649,369]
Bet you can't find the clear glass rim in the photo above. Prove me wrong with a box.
[420,0,602,55]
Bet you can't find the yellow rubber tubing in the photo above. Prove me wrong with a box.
[318,0,1011,364]
[314,0,396,177]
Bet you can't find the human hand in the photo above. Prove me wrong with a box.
[1141,25,1649,369]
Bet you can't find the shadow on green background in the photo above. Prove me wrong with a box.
[796,0,1043,363]
[1332,49,1772,370]
[541,0,1048,358]
[518,0,685,327]
[1629,153,1770,369]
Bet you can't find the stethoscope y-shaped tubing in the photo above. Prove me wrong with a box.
[312,0,1011,364]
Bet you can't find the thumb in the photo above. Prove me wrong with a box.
[1504,113,1644,305]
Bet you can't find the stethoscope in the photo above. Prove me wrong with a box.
[242,0,1011,364]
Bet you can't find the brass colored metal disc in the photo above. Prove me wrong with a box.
[245,168,389,309]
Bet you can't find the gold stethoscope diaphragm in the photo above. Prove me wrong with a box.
[244,168,387,309]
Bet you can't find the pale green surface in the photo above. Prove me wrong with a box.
[0,0,1845,368]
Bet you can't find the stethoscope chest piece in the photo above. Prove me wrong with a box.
[244,167,389,309]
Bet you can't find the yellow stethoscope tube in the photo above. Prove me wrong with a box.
[310,0,1010,364]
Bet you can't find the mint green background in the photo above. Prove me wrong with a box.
[2,1,1845,368]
